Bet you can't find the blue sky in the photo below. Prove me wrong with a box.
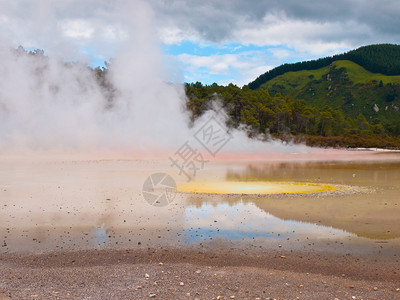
[162,41,329,86]
[2,0,399,87]
[87,40,319,86]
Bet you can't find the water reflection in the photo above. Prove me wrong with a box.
[219,161,400,240]
[183,202,350,243]
[1,158,400,255]
[93,224,108,244]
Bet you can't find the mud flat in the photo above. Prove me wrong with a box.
[1,153,400,298]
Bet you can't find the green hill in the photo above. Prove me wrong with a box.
[185,44,400,148]
[258,60,400,130]
[248,44,400,90]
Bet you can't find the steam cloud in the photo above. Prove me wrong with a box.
[0,0,309,159]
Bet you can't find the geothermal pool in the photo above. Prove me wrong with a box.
[1,153,400,257]
[178,181,337,195]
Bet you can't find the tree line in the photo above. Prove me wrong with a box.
[186,82,400,148]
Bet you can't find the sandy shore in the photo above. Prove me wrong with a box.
[1,248,399,299]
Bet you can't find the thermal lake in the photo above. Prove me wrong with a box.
[1,152,400,258]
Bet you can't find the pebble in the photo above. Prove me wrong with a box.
[373,286,378,291]
[396,288,400,291]
[149,293,156,298]
[280,256,286,259]
[159,262,163,266]
[195,270,201,274]
[230,296,236,299]
[145,273,150,279]
[179,282,184,286]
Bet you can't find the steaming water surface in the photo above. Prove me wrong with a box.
[1,155,400,257]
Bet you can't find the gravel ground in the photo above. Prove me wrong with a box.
[1,248,399,299]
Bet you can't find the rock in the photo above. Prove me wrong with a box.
[179,282,184,286]
[145,273,150,279]
[280,256,286,259]
[230,296,236,299]
[136,286,142,290]
[195,270,201,274]
[149,293,156,298]
[278,244,282,248]
[373,287,378,291]
[159,262,163,266]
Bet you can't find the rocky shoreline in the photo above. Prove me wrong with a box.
[1,248,399,299]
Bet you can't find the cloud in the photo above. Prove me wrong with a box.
[0,0,147,61]
[59,19,95,39]
[175,52,272,86]
[1,0,399,86]
[2,0,400,56]
[150,0,400,52]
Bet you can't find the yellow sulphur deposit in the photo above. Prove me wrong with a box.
[178,181,336,195]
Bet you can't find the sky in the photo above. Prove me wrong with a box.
[1,0,400,86]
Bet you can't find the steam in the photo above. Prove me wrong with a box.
[0,0,309,159]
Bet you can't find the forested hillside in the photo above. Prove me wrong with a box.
[248,44,400,90]
[259,60,400,129]
[94,43,400,148]
[185,82,400,148]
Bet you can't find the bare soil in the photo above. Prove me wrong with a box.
[1,248,399,299]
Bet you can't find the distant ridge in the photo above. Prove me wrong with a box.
[248,44,400,90]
